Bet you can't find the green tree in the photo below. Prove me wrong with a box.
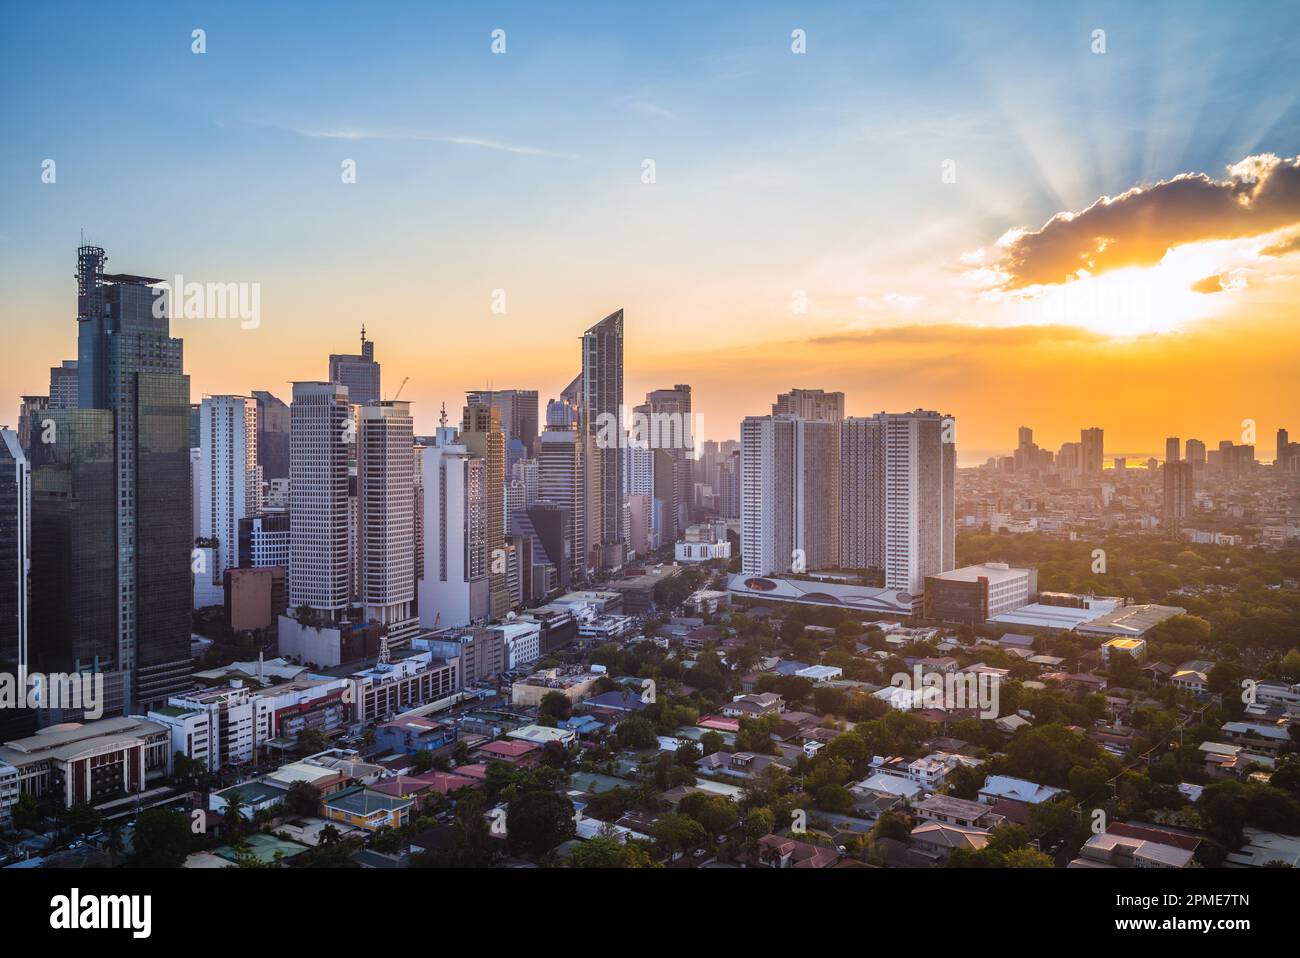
[506,789,576,858]
[133,809,192,867]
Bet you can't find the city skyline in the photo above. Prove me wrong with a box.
[3,3,1299,462]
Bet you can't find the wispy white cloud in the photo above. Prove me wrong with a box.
[627,100,678,121]
[289,126,578,159]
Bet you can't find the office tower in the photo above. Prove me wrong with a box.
[581,309,625,571]
[251,390,290,482]
[462,401,511,619]
[1080,427,1104,475]
[28,408,123,716]
[518,501,570,591]
[1018,426,1033,449]
[17,396,48,453]
[838,411,956,596]
[505,479,526,534]
[1165,437,1181,463]
[547,375,582,430]
[70,246,192,710]
[358,402,417,641]
[1185,438,1207,467]
[538,427,585,583]
[239,512,290,569]
[740,415,839,578]
[419,425,489,628]
[48,360,79,409]
[289,382,352,619]
[512,457,539,508]
[0,431,30,738]
[465,389,540,454]
[1163,460,1195,526]
[773,388,845,422]
[638,384,693,546]
[328,325,381,406]
[718,449,741,519]
[197,396,261,594]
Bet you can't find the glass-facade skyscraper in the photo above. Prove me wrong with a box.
[30,246,194,713]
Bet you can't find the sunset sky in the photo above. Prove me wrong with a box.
[2,1,1298,464]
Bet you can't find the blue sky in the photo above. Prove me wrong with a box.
[3,1,1299,457]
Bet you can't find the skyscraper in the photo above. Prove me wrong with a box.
[538,426,585,583]
[465,389,540,454]
[1165,437,1181,463]
[839,411,956,597]
[48,360,79,410]
[252,390,290,482]
[197,396,261,592]
[638,384,693,546]
[358,402,417,641]
[1185,437,1207,468]
[740,415,839,577]
[773,388,846,422]
[16,396,48,454]
[581,309,625,572]
[289,382,352,619]
[1163,460,1194,527]
[462,401,511,619]
[70,245,192,710]
[29,407,121,715]
[1081,427,1105,475]
[328,326,381,406]
[419,425,489,628]
[0,430,30,737]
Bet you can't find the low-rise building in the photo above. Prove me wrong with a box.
[322,785,414,831]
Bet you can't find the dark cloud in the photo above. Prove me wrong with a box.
[810,323,1107,347]
[996,154,1300,290]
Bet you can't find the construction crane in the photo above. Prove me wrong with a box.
[392,376,410,401]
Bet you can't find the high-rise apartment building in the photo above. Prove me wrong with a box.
[328,326,381,406]
[581,310,625,571]
[740,415,839,578]
[1185,438,1207,467]
[289,382,352,619]
[419,426,489,628]
[1163,460,1194,526]
[839,411,956,597]
[1081,427,1105,475]
[462,401,511,619]
[358,402,417,641]
[773,388,845,422]
[197,396,261,593]
[68,245,192,710]
[1165,437,1181,463]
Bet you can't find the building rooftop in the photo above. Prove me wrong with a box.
[930,562,1031,584]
